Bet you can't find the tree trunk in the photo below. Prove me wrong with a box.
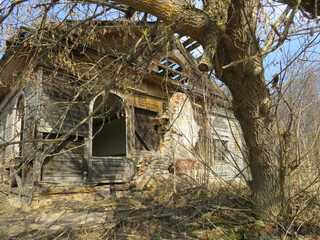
[112,0,290,219]
[226,68,283,218]
[214,1,289,219]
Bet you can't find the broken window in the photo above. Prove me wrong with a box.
[213,139,228,163]
[92,93,126,157]
[135,108,160,151]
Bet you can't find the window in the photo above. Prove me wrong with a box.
[92,93,126,157]
[213,139,228,163]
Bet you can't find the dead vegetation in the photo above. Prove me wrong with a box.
[0,178,318,240]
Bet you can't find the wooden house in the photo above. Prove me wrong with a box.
[0,21,246,201]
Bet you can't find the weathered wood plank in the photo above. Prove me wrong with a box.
[91,161,132,168]
[39,120,88,135]
[91,173,124,180]
[90,168,131,174]
[34,182,132,195]
[43,161,83,170]
[41,136,84,183]
[41,176,82,182]
[43,139,83,149]
[89,157,134,183]
[42,170,83,176]
[135,108,160,151]
[134,95,162,113]
[91,158,133,165]
[46,153,83,161]
[91,167,131,172]
[90,156,132,161]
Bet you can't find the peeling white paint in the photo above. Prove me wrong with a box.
[169,93,200,149]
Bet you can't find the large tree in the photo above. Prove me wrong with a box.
[106,0,319,219]
[0,0,319,220]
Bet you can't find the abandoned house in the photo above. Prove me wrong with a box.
[0,21,246,201]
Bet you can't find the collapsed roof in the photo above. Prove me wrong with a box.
[0,20,226,105]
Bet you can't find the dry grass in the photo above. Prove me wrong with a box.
[0,178,319,239]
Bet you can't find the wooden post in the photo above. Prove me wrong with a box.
[127,104,135,158]
[33,132,43,182]
[83,137,90,183]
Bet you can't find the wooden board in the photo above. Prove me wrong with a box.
[42,138,84,183]
[90,157,134,183]
[38,88,89,136]
[135,108,160,151]
[41,176,83,183]
[134,95,162,113]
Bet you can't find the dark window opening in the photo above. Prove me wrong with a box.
[135,108,160,151]
[92,94,126,157]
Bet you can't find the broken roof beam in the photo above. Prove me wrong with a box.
[182,38,195,48]
[186,42,201,53]
[198,45,215,72]
[155,62,190,79]
[181,37,200,53]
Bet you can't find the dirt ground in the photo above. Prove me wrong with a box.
[0,181,319,240]
[0,192,33,239]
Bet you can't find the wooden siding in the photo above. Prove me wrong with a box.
[38,72,89,136]
[38,100,89,136]
[0,111,7,181]
[42,138,84,183]
[133,95,163,113]
[90,157,134,183]
[38,93,88,136]
[4,109,14,162]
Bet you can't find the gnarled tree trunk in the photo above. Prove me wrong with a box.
[213,0,286,219]
[112,0,289,219]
